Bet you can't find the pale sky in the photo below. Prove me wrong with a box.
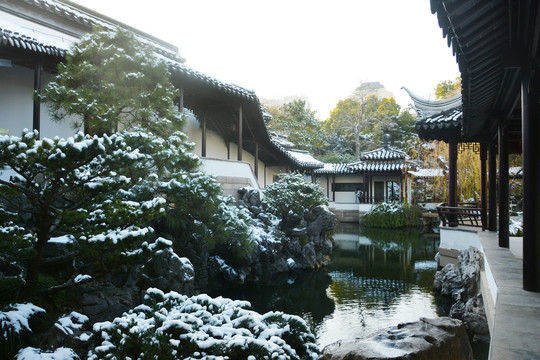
[72,0,459,120]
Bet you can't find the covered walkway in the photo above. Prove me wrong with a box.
[477,231,540,359]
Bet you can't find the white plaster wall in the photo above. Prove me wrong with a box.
[184,113,272,189]
[183,113,228,159]
[330,174,364,203]
[439,228,482,251]
[200,158,259,190]
[0,65,80,139]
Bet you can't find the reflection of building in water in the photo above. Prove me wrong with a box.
[328,272,409,306]
[331,229,439,291]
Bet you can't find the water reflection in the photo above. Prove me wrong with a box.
[318,223,440,347]
[211,223,441,349]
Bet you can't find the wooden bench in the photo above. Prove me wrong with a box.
[436,203,484,228]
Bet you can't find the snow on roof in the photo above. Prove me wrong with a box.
[0,0,183,63]
[285,149,323,168]
[408,168,444,178]
[417,108,462,131]
[509,166,522,178]
[360,146,408,161]
[314,163,354,175]
[351,162,405,172]
[167,61,257,100]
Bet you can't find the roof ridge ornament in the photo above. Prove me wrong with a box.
[401,86,462,118]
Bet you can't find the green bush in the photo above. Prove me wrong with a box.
[264,172,327,232]
[360,201,423,228]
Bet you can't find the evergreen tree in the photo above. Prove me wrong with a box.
[267,100,325,155]
[42,28,182,137]
[0,130,169,299]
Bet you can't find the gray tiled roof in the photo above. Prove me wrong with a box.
[315,159,405,175]
[415,108,463,141]
[403,86,464,141]
[20,0,184,62]
[0,28,66,57]
[314,163,354,175]
[350,162,405,172]
[1,22,320,171]
[360,146,407,161]
[168,62,256,100]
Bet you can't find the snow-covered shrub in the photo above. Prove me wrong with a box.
[360,201,423,228]
[17,347,79,360]
[264,172,327,232]
[88,288,319,360]
[509,218,523,237]
[0,303,49,359]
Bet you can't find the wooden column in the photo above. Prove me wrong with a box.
[448,139,458,207]
[480,142,488,230]
[254,142,259,179]
[522,67,540,291]
[33,62,42,135]
[237,106,243,161]
[498,121,509,248]
[179,87,184,112]
[201,115,207,157]
[363,172,367,203]
[332,174,336,202]
[488,139,498,231]
[326,174,330,199]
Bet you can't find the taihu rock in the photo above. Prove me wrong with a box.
[321,317,473,360]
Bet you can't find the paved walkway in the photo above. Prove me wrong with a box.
[478,231,540,359]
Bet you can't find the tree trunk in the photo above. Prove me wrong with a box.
[22,220,51,299]
[354,128,361,158]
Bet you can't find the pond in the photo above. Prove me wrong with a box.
[211,223,488,358]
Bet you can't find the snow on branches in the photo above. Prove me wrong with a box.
[89,288,320,360]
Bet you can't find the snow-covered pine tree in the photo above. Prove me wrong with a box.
[42,27,183,137]
[0,129,173,299]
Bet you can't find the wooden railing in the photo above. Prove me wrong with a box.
[436,202,484,229]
